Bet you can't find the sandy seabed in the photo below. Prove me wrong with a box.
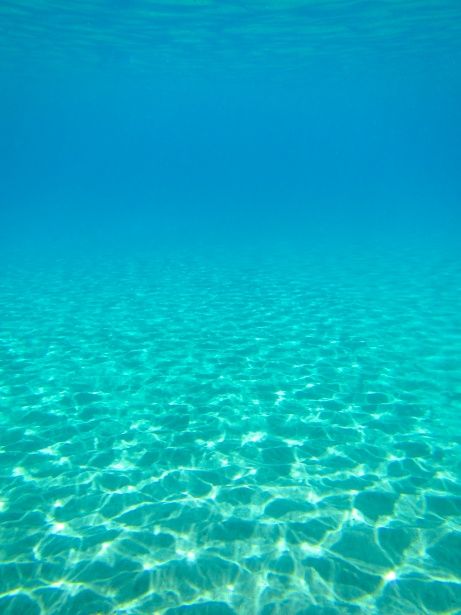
[0,244,460,614]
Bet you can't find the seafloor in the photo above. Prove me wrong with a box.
[0,242,460,615]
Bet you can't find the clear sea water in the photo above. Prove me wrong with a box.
[1,2,461,614]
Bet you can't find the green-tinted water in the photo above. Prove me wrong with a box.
[1,0,461,611]
[1,244,460,614]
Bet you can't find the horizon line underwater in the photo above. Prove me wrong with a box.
[0,0,461,614]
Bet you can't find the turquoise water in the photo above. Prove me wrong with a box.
[1,242,460,614]
[1,0,461,613]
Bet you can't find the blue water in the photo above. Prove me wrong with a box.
[1,2,461,614]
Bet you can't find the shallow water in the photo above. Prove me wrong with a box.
[1,0,461,613]
[1,241,460,614]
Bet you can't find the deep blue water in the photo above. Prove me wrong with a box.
[0,2,460,614]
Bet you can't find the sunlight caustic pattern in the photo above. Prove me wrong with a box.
[0,246,460,614]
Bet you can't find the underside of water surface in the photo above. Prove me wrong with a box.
[1,1,461,613]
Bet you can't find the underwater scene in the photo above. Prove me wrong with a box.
[0,1,461,614]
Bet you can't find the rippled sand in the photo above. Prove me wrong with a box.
[0,245,460,614]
